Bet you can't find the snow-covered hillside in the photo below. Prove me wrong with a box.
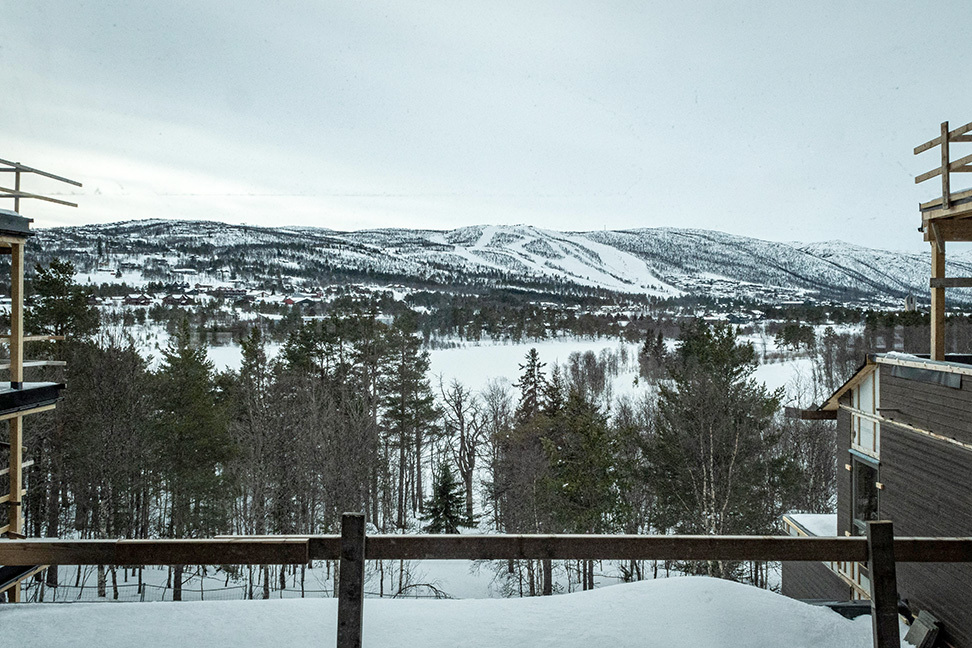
[30,219,962,305]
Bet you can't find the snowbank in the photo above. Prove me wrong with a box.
[2,577,891,648]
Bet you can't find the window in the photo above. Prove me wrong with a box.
[852,457,879,536]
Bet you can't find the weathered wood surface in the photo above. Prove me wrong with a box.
[337,514,366,648]
[881,428,972,648]
[5,535,972,566]
[362,534,870,561]
[0,539,310,566]
[867,522,900,648]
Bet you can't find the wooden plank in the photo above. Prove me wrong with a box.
[914,121,972,154]
[0,157,82,187]
[10,242,23,387]
[2,535,972,566]
[0,186,77,208]
[337,513,366,648]
[0,565,45,596]
[931,221,945,255]
[0,405,56,422]
[0,360,67,370]
[914,152,972,185]
[920,187,972,211]
[0,459,33,477]
[942,122,951,207]
[931,240,946,361]
[0,335,65,342]
[0,489,27,505]
[784,406,837,420]
[363,535,870,562]
[868,521,900,648]
[0,539,310,566]
[930,277,972,288]
[7,416,22,542]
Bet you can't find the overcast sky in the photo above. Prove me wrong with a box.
[2,1,969,250]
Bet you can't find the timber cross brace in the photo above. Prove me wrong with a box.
[914,119,972,360]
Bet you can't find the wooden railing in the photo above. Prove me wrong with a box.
[3,515,972,648]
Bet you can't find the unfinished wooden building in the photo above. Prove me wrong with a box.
[0,159,78,601]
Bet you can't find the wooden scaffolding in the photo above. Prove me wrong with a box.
[0,158,79,601]
[914,120,972,361]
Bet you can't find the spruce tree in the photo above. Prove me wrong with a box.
[154,319,233,599]
[645,320,797,578]
[421,461,469,534]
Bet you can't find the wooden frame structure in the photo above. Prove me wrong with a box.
[914,120,972,360]
[0,158,79,602]
[3,517,968,648]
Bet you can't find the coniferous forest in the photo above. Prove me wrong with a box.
[6,260,865,600]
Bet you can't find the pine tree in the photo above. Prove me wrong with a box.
[421,461,469,534]
[154,319,234,600]
[645,320,797,578]
[514,348,546,423]
[26,258,99,339]
[382,315,437,527]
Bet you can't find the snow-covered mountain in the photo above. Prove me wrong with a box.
[31,219,961,305]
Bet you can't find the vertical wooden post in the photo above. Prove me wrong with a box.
[8,415,23,602]
[337,513,365,648]
[930,238,946,361]
[10,241,23,389]
[7,240,25,602]
[867,521,900,648]
[13,169,21,214]
[941,121,950,210]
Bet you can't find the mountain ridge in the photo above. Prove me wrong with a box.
[30,219,962,305]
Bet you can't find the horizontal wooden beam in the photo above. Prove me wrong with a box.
[0,186,77,208]
[4,535,972,566]
[0,490,26,505]
[0,539,311,566]
[0,360,66,370]
[0,564,46,596]
[362,534,870,561]
[915,152,972,184]
[0,335,64,343]
[0,459,33,477]
[915,120,972,154]
[785,406,838,420]
[0,158,82,187]
[930,277,972,288]
[0,405,56,422]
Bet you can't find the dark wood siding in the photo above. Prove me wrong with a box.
[782,561,852,601]
[836,404,852,537]
[881,374,972,446]
[879,420,972,648]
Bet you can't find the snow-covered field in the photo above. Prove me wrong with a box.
[3,577,898,648]
[428,335,816,404]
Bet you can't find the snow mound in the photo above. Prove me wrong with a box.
[2,576,885,648]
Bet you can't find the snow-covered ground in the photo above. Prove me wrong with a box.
[3,577,901,648]
[428,336,817,404]
[428,337,641,396]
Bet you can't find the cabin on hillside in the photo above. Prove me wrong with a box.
[782,119,972,647]
[783,352,972,647]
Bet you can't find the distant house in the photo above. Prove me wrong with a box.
[162,294,195,307]
[123,293,152,306]
[782,353,972,647]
